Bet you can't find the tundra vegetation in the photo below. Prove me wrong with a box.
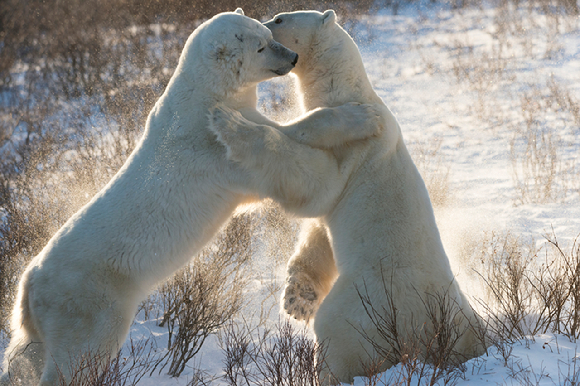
[0,0,579,384]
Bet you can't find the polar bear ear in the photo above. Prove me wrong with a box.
[234,8,244,15]
[322,10,337,26]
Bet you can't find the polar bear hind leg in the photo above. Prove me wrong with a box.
[1,268,45,386]
[35,299,135,385]
[313,276,392,385]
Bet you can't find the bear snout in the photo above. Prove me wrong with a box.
[292,53,299,66]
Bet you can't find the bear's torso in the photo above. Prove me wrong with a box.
[28,84,254,295]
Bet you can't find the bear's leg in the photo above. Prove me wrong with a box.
[38,353,65,386]
[314,276,393,385]
[38,302,134,385]
[282,219,338,322]
[38,338,112,385]
[2,267,45,385]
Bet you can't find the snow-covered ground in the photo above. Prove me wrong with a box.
[2,2,580,385]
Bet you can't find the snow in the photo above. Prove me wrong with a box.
[2,1,580,384]
[354,334,580,385]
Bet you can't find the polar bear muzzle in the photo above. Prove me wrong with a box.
[269,41,298,75]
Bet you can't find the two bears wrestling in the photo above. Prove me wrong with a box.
[1,8,485,386]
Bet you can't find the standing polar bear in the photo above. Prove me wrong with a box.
[210,10,487,384]
[0,10,384,386]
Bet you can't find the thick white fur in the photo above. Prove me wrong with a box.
[210,10,487,384]
[0,10,384,386]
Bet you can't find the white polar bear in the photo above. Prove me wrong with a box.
[0,10,384,386]
[210,10,487,384]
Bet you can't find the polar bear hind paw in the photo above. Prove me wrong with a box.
[282,273,321,322]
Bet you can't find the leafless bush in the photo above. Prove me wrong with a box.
[154,214,254,377]
[543,233,580,340]
[220,319,326,386]
[503,355,551,386]
[437,0,578,136]
[355,279,476,385]
[436,3,579,204]
[558,350,580,386]
[53,337,159,386]
[472,230,580,345]
[473,231,538,342]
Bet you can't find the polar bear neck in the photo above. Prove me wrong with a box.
[294,25,382,111]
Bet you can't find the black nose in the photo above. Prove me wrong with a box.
[292,53,299,66]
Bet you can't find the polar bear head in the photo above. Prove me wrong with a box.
[263,10,338,67]
[177,9,299,96]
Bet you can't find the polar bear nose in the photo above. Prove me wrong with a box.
[292,53,299,66]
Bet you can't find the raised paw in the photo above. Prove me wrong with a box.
[208,104,251,162]
[209,105,245,138]
[340,102,385,139]
[282,273,322,322]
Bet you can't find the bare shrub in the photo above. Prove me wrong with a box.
[558,350,580,385]
[473,231,538,342]
[436,0,578,142]
[53,337,159,386]
[154,214,254,377]
[449,38,514,125]
[504,355,551,386]
[220,319,326,386]
[447,40,580,205]
[543,233,580,340]
[472,230,580,345]
[355,279,477,385]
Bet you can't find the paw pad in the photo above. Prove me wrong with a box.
[282,275,321,322]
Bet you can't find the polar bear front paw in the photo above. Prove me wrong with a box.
[337,102,385,140]
[209,105,251,162]
[282,273,322,322]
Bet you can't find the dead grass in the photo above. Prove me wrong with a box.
[409,138,452,207]
[509,79,580,204]
[470,230,580,343]
[416,2,580,205]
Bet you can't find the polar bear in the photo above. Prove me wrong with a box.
[0,10,384,386]
[209,10,487,384]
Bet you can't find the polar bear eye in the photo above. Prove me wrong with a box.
[257,47,265,53]
[274,18,283,24]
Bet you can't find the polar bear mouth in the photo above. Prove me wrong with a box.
[271,68,292,76]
